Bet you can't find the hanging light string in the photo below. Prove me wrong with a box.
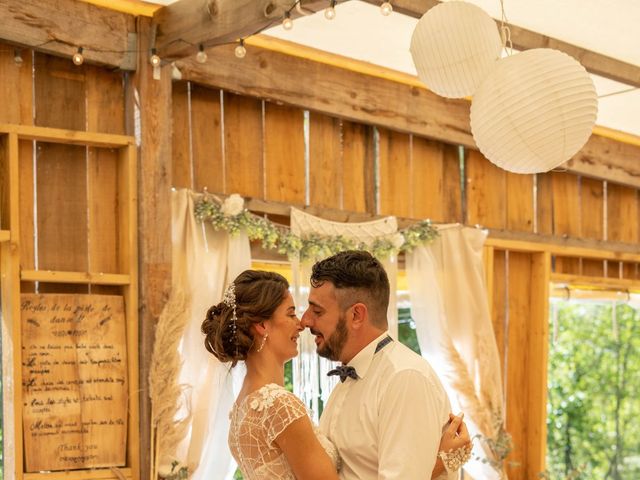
[499,0,513,55]
[0,0,393,67]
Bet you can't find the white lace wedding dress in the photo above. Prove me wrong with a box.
[229,383,340,479]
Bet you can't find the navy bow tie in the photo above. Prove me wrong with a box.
[327,365,358,382]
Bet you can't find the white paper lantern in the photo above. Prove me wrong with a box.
[410,1,502,98]
[470,48,598,174]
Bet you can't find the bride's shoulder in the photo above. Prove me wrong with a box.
[248,383,301,412]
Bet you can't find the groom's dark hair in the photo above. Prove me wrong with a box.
[310,250,389,329]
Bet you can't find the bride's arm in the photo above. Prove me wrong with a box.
[275,415,340,480]
[431,414,472,479]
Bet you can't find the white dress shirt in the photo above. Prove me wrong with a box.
[319,332,455,480]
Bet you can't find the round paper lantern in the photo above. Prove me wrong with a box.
[470,48,598,174]
[410,1,502,98]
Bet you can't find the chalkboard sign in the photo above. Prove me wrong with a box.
[21,294,128,472]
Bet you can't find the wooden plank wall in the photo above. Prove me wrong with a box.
[172,81,640,480]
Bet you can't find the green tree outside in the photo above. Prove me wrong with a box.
[546,301,640,479]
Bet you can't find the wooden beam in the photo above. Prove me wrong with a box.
[0,0,137,70]
[153,0,329,60]
[175,41,474,148]
[359,0,640,88]
[177,38,640,188]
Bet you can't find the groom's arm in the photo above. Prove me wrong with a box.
[378,370,443,479]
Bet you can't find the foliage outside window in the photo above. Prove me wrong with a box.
[546,300,640,479]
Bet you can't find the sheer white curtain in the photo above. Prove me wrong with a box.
[406,225,506,480]
[289,208,399,420]
[170,189,251,480]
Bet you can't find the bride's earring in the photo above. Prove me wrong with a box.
[256,333,268,352]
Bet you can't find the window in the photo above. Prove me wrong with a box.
[547,299,640,479]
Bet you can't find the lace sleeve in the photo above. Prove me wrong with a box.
[262,389,309,447]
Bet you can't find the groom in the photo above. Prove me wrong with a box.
[301,250,469,479]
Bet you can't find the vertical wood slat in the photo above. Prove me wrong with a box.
[465,149,506,229]
[551,172,581,274]
[224,92,264,198]
[171,81,192,189]
[0,45,36,278]
[505,251,530,480]
[411,136,444,221]
[86,66,124,277]
[379,128,411,217]
[443,144,463,223]
[491,249,507,380]
[536,173,553,235]
[1,132,24,480]
[191,85,223,193]
[607,184,639,278]
[309,112,342,209]
[342,121,375,214]
[264,103,305,204]
[580,178,605,276]
[34,54,88,276]
[506,172,534,232]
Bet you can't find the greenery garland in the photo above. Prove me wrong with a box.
[194,196,439,261]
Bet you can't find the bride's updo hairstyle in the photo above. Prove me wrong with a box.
[202,270,289,366]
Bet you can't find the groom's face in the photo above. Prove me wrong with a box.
[302,281,349,362]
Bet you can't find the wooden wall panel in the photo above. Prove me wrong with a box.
[309,112,342,209]
[34,54,88,275]
[171,81,192,189]
[442,144,463,223]
[342,121,375,214]
[607,184,639,278]
[191,85,223,193]
[536,173,553,235]
[379,128,411,217]
[551,172,581,274]
[411,136,444,221]
[492,250,507,378]
[580,178,605,276]
[505,251,531,480]
[224,92,264,198]
[264,103,305,204]
[0,45,35,276]
[87,66,123,278]
[506,172,534,232]
[465,149,506,229]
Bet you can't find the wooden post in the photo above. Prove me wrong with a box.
[129,17,173,480]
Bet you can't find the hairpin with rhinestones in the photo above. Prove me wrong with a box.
[222,282,238,354]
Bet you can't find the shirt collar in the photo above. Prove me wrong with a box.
[347,331,390,380]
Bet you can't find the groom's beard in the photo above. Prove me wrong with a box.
[315,313,348,361]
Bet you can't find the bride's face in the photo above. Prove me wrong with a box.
[266,292,303,362]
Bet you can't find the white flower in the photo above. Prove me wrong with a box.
[221,193,244,216]
[390,233,405,249]
[158,463,176,478]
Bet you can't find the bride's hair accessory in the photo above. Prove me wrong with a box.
[438,443,473,473]
[222,282,238,352]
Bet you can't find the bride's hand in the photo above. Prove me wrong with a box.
[439,413,471,452]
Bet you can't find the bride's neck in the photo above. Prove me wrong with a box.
[244,352,285,388]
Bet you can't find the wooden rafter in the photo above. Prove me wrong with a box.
[360,0,640,88]
[152,0,329,60]
[0,0,137,70]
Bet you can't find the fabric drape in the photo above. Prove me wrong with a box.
[170,189,251,480]
[406,225,506,480]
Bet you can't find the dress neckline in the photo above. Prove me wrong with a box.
[233,382,283,411]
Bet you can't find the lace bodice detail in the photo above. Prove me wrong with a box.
[229,384,340,479]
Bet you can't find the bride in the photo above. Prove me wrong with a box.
[202,270,470,480]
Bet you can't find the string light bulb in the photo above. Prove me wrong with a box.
[234,39,246,59]
[380,1,393,15]
[72,47,84,66]
[325,0,337,20]
[282,11,293,30]
[150,48,161,67]
[196,44,208,63]
[13,49,23,66]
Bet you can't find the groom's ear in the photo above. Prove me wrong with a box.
[350,303,367,329]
